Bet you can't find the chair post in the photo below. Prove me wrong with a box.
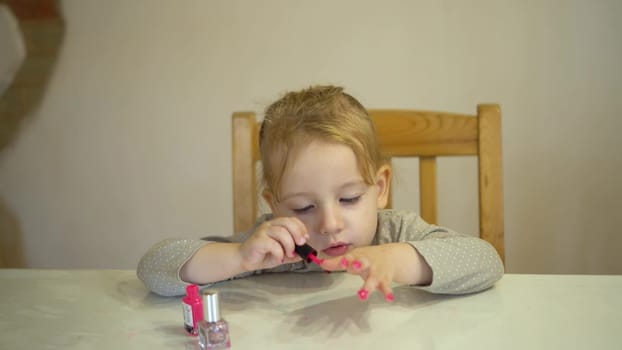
[419,156,438,225]
[477,104,505,263]
[232,112,258,234]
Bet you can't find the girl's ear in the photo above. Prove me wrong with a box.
[375,164,392,209]
[262,190,278,213]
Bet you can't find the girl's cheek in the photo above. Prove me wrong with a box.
[300,217,317,235]
[292,211,327,238]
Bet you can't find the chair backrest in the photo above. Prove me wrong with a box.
[232,104,504,262]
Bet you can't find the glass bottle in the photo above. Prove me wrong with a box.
[182,284,203,335]
[198,290,231,350]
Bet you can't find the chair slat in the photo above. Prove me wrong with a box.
[232,112,258,234]
[370,110,479,156]
[419,156,438,225]
[477,105,505,262]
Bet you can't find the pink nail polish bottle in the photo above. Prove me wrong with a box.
[198,290,231,350]
[182,284,204,335]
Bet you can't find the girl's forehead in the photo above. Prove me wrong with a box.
[280,138,352,167]
[265,135,373,200]
[281,142,362,182]
[268,135,325,167]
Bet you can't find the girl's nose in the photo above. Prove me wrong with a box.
[319,206,344,235]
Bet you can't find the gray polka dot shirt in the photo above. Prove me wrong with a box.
[137,209,504,296]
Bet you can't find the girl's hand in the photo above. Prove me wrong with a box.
[238,217,309,271]
[321,243,432,302]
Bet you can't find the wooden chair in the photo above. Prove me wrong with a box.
[232,104,504,262]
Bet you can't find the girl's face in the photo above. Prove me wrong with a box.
[264,140,390,258]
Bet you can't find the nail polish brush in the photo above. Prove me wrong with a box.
[294,243,324,265]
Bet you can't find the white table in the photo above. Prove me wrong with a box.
[1,269,620,349]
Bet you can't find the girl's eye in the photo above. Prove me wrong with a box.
[292,205,313,214]
[340,195,362,204]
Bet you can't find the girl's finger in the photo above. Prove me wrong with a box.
[319,256,348,271]
[243,235,285,268]
[345,255,369,274]
[263,238,286,264]
[264,223,298,258]
[269,217,309,245]
[322,254,371,273]
[282,255,303,264]
[377,281,395,302]
[358,274,379,301]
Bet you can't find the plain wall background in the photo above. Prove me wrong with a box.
[0,0,620,273]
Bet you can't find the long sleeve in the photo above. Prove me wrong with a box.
[137,215,320,297]
[375,209,504,294]
[138,210,503,296]
[136,238,210,297]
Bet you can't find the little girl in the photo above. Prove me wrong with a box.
[137,85,503,298]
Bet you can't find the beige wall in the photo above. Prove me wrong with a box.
[0,0,620,273]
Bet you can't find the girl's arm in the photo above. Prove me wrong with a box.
[137,238,212,297]
[137,215,309,296]
[374,242,432,286]
[179,242,245,285]
[322,209,504,300]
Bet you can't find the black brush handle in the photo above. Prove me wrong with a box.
[294,243,317,263]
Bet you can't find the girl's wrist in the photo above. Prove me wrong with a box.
[232,243,248,272]
[392,242,432,286]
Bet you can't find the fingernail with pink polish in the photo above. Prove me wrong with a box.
[341,257,349,268]
[358,288,369,300]
[352,260,362,270]
[386,293,395,302]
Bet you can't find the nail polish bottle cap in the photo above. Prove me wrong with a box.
[186,284,200,299]
[294,243,318,263]
[202,289,222,322]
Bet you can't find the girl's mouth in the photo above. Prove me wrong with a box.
[321,243,351,257]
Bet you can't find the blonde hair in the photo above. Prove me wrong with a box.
[260,85,385,200]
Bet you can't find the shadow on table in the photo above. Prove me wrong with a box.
[213,272,338,311]
[114,271,340,311]
[282,285,454,337]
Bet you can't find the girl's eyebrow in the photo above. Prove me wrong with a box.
[280,191,313,201]
[339,180,368,190]
[281,180,367,201]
